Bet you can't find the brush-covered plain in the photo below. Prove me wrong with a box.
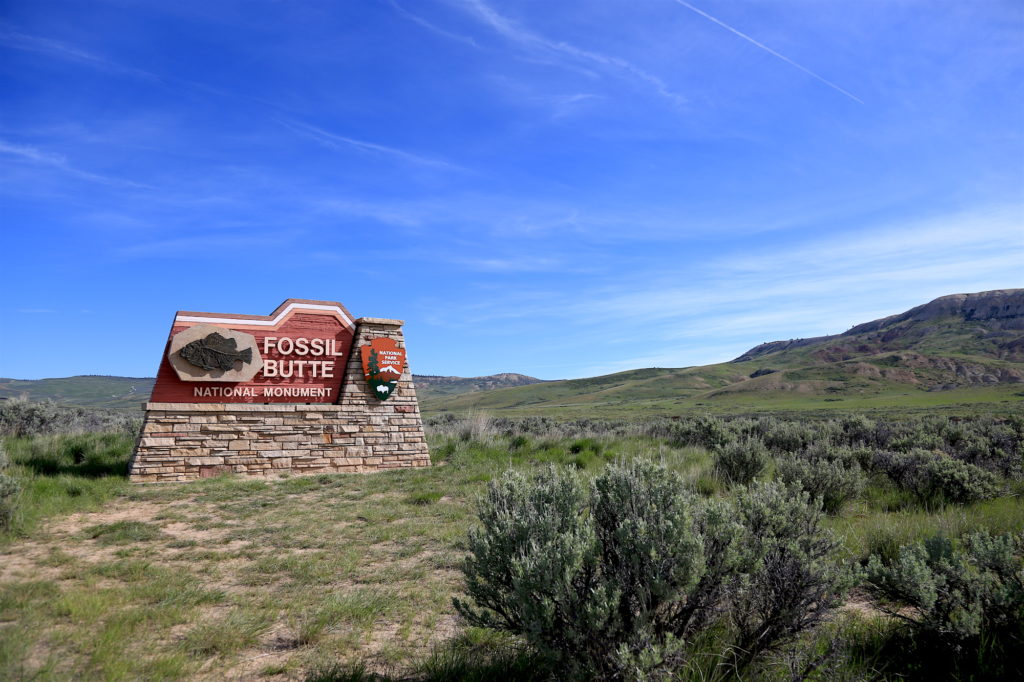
[1,408,1022,680]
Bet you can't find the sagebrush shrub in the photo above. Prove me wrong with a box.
[838,414,876,446]
[726,482,856,667]
[713,438,767,486]
[668,415,734,450]
[0,399,140,437]
[875,449,1001,508]
[456,461,850,679]
[454,466,606,677]
[762,420,816,454]
[866,531,1024,677]
[776,447,866,515]
[912,456,1002,506]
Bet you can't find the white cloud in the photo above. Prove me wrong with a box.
[275,118,463,171]
[389,0,481,48]
[0,26,160,81]
[0,139,149,188]
[459,0,686,106]
[426,204,1023,377]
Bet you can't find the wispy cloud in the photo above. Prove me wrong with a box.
[0,139,149,188]
[454,255,565,272]
[276,118,463,171]
[117,232,298,258]
[389,0,480,48]
[673,1,863,104]
[460,0,686,106]
[316,198,427,227]
[0,25,160,81]
[425,205,1023,376]
[548,93,601,118]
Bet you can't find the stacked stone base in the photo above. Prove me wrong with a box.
[130,402,430,482]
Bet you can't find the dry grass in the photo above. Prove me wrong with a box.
[0,466,475,680]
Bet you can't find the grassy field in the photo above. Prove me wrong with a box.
[424,379,1024,419]
[1,414,1022,680]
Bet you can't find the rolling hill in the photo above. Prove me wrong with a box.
[423,289,1024,416]
[0,372,545,411]
[412,373,546,398]
[0,376,156,411]
[5,290,1021,416]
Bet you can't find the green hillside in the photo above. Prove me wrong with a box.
[0,373,542,411]
[408,373,545,398]
[5,290,1021,416]
[0,376,154,411]
[424,289,1024,416]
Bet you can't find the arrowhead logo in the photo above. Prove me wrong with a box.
[360,337,406,401]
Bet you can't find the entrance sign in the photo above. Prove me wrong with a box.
[130,300,430,482]
[150,300,355,403]
[361,337,406,400]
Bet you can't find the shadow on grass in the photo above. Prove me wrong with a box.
[12,433,131,479]
[305,630,554,682]
[2,432,135,541]
[19,455,128,479]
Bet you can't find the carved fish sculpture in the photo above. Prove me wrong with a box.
[179,332,253,371]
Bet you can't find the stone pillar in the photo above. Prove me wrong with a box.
[336,317,430,470]
[128,317,430,482]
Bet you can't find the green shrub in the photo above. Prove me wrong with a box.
[776,448,866,515]
[725,482,856,668]
[912,456,1002,506]
[876,449,1002,508]
[712,438,767,486]
[455,462,850,679]
[762,420,816,454]
[0,399,140,437]
[0,444,18,531]
[866,531,1024,679]
[454,465,609,677]
[838,414,876,446]
[567,437,602,455]
[0,472,19,531]
[668,415,733,450]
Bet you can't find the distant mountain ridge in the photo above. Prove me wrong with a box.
[0,372,545,411]
[0,375,155,411]
[735,290,1024,362]
[5,290,1022,416]
[423,289,1024,416]
[412,373,546,398]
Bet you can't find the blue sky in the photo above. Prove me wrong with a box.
[1,0,1022,381]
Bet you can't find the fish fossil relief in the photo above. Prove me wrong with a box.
[179,332,253,371]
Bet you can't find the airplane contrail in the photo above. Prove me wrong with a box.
[674,0,863,104]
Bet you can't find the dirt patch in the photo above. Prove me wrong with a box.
[0,499,243,583]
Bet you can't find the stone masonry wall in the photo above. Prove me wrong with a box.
[129,318,430,482]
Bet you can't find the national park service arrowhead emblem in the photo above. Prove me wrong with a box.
[360,338,406,401]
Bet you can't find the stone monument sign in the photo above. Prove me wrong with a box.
[129,299,430,482]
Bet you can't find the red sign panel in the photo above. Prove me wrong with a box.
[150,299,356,404]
